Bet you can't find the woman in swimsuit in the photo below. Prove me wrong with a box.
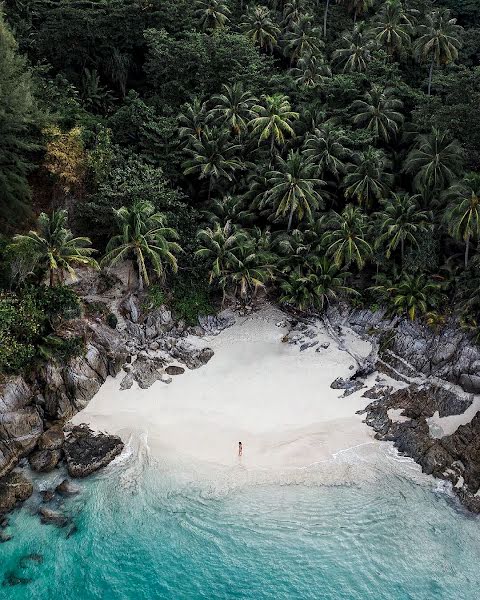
[238,442,243,457]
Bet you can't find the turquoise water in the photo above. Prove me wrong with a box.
[2,452,480,600]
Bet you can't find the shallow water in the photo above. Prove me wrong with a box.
[2,443,480,600]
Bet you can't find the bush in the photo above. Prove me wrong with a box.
[171,274,215,325]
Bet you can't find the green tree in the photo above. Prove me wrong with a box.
[369,0,415,58]
[444,174,480,267]
[262,150,326,231]
[404,128,463,193]
[195,0,231,31]
[11,210,98,286]
[374,193,432,264]
[333,25,373,72]
[241,5,281,52]
[283,15,324,65]
[304,123,352,180]
[337,0,374,26]
[324,204,372,269]
[211,83,256,138]
[292,52,331,88]
[102,201,181,290]
[249,94,299,155]
[279,257,357,312]
[414,9,463,96]
[0,12,41,221]
[178,98,212,141]
[344,148,393,208]
[182,130,243,200]
[352,85,404,144]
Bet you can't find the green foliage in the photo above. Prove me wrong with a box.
[171,275,215,325]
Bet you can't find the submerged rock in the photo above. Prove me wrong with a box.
[63,425,124,478]
[37,506,68,527]
[0,472,33,515]
[55,479,80,497]
[19,554,43,568]
[2,572,32,587]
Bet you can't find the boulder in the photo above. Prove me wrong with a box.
[55,479,80,497]
[37,425,64,451]
[0,472,33,515]
[37,507,68,527]
[165,365,185,376]
[63,424,124,478]
[28,449,62,473]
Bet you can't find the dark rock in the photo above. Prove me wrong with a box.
[198,314,234,335]
[55,479,80,496]
[37,425,64,451]
[0,518,9,529]
[37,506,68,527]
[40,490,55,503]
[120,372,134,390]
[0,532,12,543]
[28,449,62,473]
[63,424,124,478]
[19,554,43,568]
[165,365,185,376]
[0,472,33,515]
[362,384,393,400]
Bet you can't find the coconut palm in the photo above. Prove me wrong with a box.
[279,257,357,312]
[101,201,181,290]
[261,150,326,231]
[352,86,404,144]
[414,9,463,96]
[195,0,231,31]
[337,0,374,26]
[283,15,324,64]
[370,273,445,320]
[323,0,331,38]
[292,52,331,88]
[11,210,98,286]
[374,192,432,264]
[210,83,256,139]
[404,128,463,193]
[182,130,243,200]
[444,174,480,267]
[344,148,393,208]
[323,204,372,269]
[333,25,372,72]
[369,0,415,58]
[249,94,299,155]
[304,122,352,180]
[282,0,303,27]
[241,5,281,52]
[178,98,211,141]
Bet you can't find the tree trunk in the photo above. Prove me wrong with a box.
[208,176,213,202]
[353,11,357,28]
[49,268,54,287]
[323,0,330,38]
[136,251,144,291]
[287,204,295,232]
[427,57,435,96]
[465,237,470,268]
[401,238,405,265]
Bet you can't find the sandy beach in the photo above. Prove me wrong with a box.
[71,305,393,475]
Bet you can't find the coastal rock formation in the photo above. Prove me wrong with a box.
[28,449,62,472]
[63,424,124,478]
[0,472,33,515]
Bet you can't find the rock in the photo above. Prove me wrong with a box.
[28,449,62,473]
[0,532,12,543]
[55,479,80,496]
[362,384,393,400]
[0,518,9,529]
[131,356,164,389]
[170,341,214,369]
[37,507,68,527]
[149,341,160,351]
[321,342,330,349]
[165,365,185,376]
[0,472,33,515]
[40,490,55,503]
[2,572,32,586]
[63,424,124,478]
[198,313,235,335]
[120,373,134,391]
[37,425,64,451]
[19,554,43,568]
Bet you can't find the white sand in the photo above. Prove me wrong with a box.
[72,306,385,473]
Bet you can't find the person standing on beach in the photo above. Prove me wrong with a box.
[238,442,243,457]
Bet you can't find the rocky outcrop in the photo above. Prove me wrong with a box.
[0,472,33,515]
[63,424,124,478]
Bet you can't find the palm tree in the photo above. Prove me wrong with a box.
[414,9,463,96]
[101,201,181,290]
[374,193,432,264]
[283,15,324,64]
[195,0,231,31]
[352,86,404,144]
[369,0,415,58]
[323,0,331,38]
[337,0,374,26]
[344,148,393,208]
[304,122,352,180]
[178,98,211,141]
[292,51,331,88]
[404,128,463,193]
[444,174,480,267]
[241,5,281,53]
[279,257,357,312]
[323,204,372,269]
[370,273,445,320]
[333,25,372,72]
[11,210,98,286]
[261,150,326,231]
[182,130,243,200]
[210,83,256,139]
[249,94,299,155]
